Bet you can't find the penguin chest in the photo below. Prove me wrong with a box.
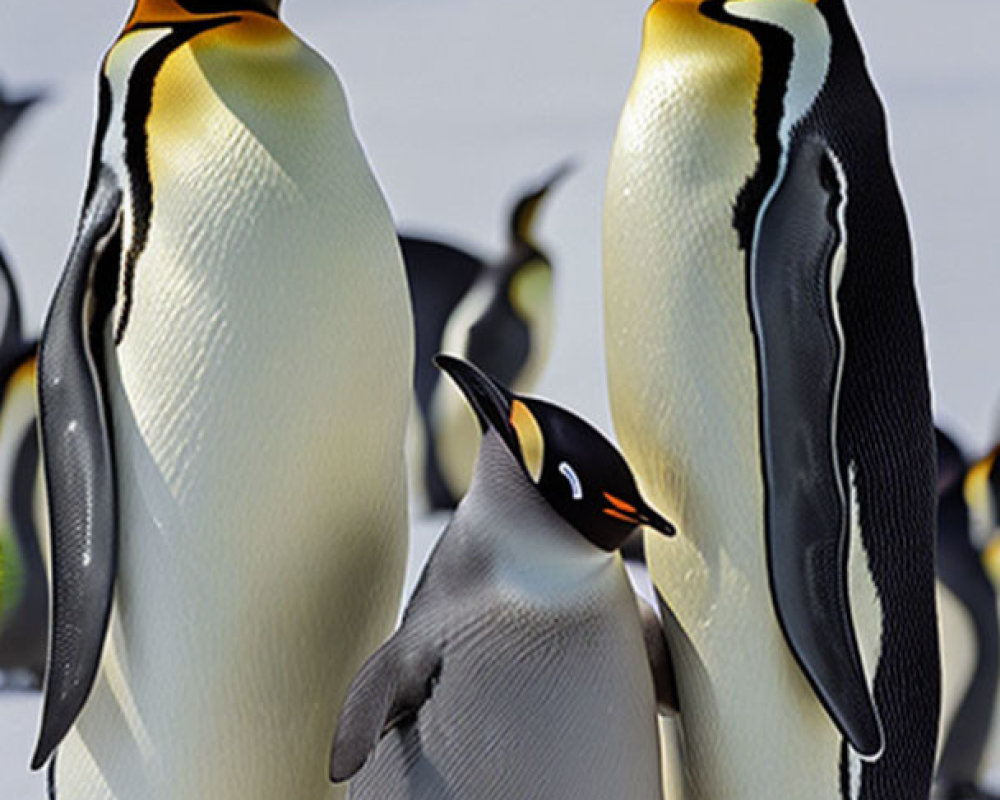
[354,568,662,799]
[111,38,413,542]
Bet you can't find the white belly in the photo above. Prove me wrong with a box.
[55,40,412,800]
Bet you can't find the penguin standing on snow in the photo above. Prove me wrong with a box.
[331,356,677,800]
[403,162,572,510]
[0,249,46,688]
[31,2,413,798]
[935,429,1000,800]
[604,0,938,797]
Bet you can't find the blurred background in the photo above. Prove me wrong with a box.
[0,0,998,795]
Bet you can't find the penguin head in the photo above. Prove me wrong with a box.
[508,160,576,249]
[436,355,675,551]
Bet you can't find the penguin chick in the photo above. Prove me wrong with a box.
[935,429,1000,800]
[403,161,574,511]
[332,356,676,800]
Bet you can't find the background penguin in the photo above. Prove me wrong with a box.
[31,2,413,798]
[965,446,1000,792]
[0,83,43,165]
[0,248,46,689]
[604,1,938,798]
[935,429,1000,800]
[331,356,677,800]
[403,161,572,511]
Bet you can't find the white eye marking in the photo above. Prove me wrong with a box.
[559,462,584,501]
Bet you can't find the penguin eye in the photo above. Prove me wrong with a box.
[558,462,584,501]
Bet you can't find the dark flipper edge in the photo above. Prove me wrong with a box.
[32,167,122,769]
[331,630,442,783]
[752,136,883,759]
[640,595,679,716]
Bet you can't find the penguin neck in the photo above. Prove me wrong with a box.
[457,431,614,582]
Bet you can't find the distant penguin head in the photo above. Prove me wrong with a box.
[436,355,675,550]
[508,160,576,249]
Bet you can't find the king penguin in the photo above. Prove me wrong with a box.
[331,356,676,799]
[0,246,46,688]
[604,1,938,798]
[403,162,572,511]
[31,2,413,798]
[935,429,1000,800]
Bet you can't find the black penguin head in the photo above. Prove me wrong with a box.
[436,355,675,551]
[508,160,576,248]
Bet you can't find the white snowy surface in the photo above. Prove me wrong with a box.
[0,0,998,796]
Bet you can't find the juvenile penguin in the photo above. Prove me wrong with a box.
[32,2,413,798]
[403,162,572,510]
[0,248,46,688]
[331,356,677,800]
[935,429,1000,800]
[604,1,938,798]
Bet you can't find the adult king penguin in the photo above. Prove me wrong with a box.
[935,429,1000,800]
[332,356,676,800]
[604,1,938,798]
[404,162,572,511]
[32,2,413,799]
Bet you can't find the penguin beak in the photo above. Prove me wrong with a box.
[435,355,515,443]
[602,492,676,537]
[637,505,676,537]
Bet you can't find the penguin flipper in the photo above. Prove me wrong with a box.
[331,628,443,782]
[640,595,679,716]
[32,167,123,769]
[751,135,883,759]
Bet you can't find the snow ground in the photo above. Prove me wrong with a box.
[0,0,999,796]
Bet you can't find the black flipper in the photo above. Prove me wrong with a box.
[32,167,122,769]
[331,628,443,783]
[751,135,883,759]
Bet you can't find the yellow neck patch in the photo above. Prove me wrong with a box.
[510,400,545,482]
[508,260,552,325]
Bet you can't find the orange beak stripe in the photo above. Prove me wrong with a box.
[603,493,638,514]
[603,508,638,524]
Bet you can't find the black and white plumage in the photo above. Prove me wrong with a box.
[32,3,413,798]
[332,357,676,800]
[935,429,1000,800]
[604,0,937,797]
[403,162,572,511]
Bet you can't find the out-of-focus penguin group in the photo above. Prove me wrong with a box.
[0,1,992,799]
